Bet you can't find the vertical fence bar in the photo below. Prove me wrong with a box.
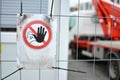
[0,0,2,79]
[76,0,79,60]
[57,0,61,79]
[39,69,40,80]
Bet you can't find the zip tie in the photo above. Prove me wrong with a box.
[50,0,54,18]
[1,68,23,80]
[52,67,86,74]
[20,0,23,16]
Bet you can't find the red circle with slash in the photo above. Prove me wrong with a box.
[23,20,52,49]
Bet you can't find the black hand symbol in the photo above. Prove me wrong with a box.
[33,26,47,43]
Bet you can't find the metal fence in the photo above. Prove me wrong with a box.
[1,0,120,80]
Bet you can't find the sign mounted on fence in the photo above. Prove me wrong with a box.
[17,14,57,69]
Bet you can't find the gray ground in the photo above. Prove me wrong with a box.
[68,51,109,80]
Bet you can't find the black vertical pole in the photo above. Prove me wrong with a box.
[50,0,54,18]
[20,0,23,16]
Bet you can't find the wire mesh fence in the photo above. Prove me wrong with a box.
[1,0,120,80]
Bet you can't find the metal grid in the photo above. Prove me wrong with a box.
[0,0,48,29]
[1,0,69,80]
[1,0,120,80]
[68,0,120,80]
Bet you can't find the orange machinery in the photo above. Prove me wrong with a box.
[93,0,120,40]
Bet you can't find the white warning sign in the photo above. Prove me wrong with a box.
[17,14,57,69]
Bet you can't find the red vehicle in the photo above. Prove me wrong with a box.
[70,0,120,80]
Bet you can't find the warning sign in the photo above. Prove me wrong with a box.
[17,14,57,69]
[23,20,52,49]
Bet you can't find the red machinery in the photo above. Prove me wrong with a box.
[93,0,120,40]
[70,0,120,80]
[70,0,120,56]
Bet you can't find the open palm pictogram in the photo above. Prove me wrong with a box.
[33,26,47,43]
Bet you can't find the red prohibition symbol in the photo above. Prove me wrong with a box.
[23,20,52,49]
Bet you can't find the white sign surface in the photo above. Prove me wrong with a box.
[17,14,57,69]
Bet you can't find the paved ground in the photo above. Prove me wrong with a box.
[67,51,109,80]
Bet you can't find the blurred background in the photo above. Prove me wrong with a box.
[1,0,120,80]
